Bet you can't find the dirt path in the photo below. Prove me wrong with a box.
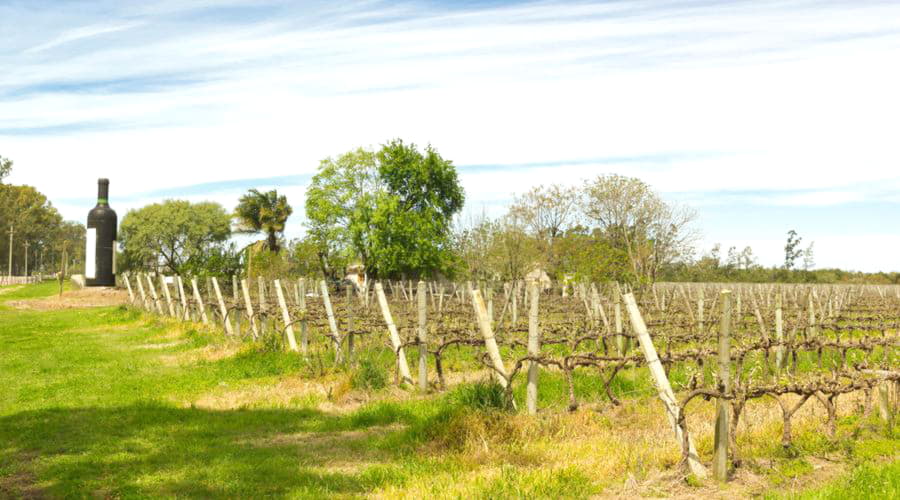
[7,287,127,310]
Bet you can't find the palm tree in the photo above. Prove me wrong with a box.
[234,189,293,253]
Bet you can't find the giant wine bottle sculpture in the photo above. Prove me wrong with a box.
[86,178,117,286]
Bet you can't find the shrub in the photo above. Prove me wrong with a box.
[351,357,388,391]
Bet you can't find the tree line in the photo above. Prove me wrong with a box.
[0,155,85,277]
[5,144,895,285]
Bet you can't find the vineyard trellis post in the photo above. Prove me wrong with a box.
[241,279,259,339]
[212,277,234,336]
[417,280,428,392]
[274,279,298,351]
[320,280,343,363]
[526,280,541,415]
[374,282,413,385]
[190,277,209,325]
[623,292,708,479]
[298,278,308,355]
[713,289,732,482]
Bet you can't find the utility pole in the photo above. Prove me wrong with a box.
[23,241,29,277]
[7,226,13,277]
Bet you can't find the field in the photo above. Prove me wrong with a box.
[0,279,897,498]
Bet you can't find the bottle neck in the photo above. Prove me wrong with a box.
[97,181,109,206]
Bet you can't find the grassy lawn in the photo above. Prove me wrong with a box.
[0,282,896,498]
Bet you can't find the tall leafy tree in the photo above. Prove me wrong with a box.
[305,149,379,278]
[370,139,465,278]
[305,140,464,279]
[119,200,232,274]
[784,229,803,270]
[234,189,293,253]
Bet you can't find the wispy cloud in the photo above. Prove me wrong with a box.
[24,22,144,54]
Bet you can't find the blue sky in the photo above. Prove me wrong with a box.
[2,0,900,271]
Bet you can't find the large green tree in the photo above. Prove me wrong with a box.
[370,140,464,277]
[234,189,293,253]
[119,200,231,274]
[305,148,379,279]
[305,140,464,279]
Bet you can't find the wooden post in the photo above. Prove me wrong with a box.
[346,284,355,360]
[713,290,732,482]
[526,281,541,415]
[615,292,625,355]
[123,274,136,305]
[471,289,510,389]
[159,275,175,316]
[320,280,343,362]
[241,279,259,339]
[374,282,413,384]
[511,284,518,326]
[878,383,893,427]
[697,288,705,334]
[136,272,150,309]
[232,275,242,337]
[775,291,784,370]
[190,278,209,325]
[274,279,299,351]
[176,276,189,320]
[298,278,308,354]
[146,274,163,314]
[623,293,708,479]
[417,281,428,392]
[212,277,234,335]
[258,277,268,336]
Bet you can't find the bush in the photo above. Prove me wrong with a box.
[351,357,388,391]
[449,380,513,412]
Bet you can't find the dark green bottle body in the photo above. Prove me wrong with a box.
[86,178,117,287]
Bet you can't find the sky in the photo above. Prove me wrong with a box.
[2,0,900,272]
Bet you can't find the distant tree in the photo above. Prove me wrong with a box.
[581,174,697,284]
[453,211,500,281]
[509,184,580,270]
[802,241,815,271]
[119,200,231,274]
[784,230,803,270]
[0,155,12,183]
[234,189,293,253]
[739,246,757,270]
[0,184,64,275]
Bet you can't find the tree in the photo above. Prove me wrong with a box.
[0,184,65,275]
[119,200,232,274]
[369,139,465,278]
[234,189,293,253]
[307,140,465,279]
[453,211,500,281]
[509,184,580,273]
[0,155,12,183]
[305,148,379,278]
[784,230,803,270]
[581,174,697,284]
[802,241,815,271]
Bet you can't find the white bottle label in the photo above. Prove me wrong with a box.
[86,228,96,279]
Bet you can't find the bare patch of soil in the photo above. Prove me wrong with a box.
[8,287,127,310]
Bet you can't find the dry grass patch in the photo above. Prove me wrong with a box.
[7,287,126,310]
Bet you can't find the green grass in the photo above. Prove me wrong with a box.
[0,282,895,498]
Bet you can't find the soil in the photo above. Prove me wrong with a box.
[7,287,128,311]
